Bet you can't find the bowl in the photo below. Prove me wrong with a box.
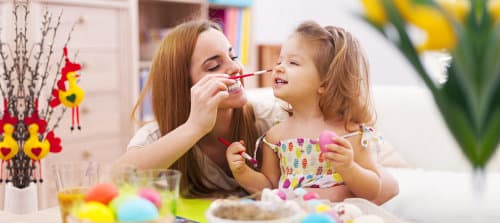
[205,199,305,223]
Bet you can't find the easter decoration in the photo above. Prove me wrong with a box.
[68,183,175,223]
[359,0,500,170]
[0,0,83,188]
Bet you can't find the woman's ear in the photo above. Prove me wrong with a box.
[317,84,326,95]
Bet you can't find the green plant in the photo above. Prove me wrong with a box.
[360,0,500,169]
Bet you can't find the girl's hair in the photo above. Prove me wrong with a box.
[131,20,259,197]
[294,21,375,130]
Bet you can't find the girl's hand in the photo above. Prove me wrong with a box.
[322,137,355,173]
[226,141,248,175]
[186,74,236,134]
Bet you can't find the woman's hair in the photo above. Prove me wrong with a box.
[131,20,259,197]
[293,21,375,130]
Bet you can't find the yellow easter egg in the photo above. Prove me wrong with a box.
[77,201,115,223]
[315,203,331,213]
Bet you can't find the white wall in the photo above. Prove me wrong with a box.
[252,0,423,86]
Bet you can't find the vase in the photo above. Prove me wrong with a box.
[3,182,38,214]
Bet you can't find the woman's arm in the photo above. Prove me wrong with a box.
[371,166,399,205]
[115,122,206,169]
[115,74,236,170]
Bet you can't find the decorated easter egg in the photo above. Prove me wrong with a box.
[319,130,339,153]
[303,191,320,201]
[334,203,363,222]
[301,213,337,223]
[77,201,115,223]
[109,193,134,213]
[138,188,162,209]
[117,197,159,222]
[84,183,119,205]
[353,215,385,223]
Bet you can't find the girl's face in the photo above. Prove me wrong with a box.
[272,35,322,103]
[190,28,247,109]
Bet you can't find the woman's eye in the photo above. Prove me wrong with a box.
[231,56,239,61]
[207,65,220,71]
[289,61,299,65]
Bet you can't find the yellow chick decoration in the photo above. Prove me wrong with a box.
[49,47,84,131]
[23,124,50,182]
[0,124,19,182]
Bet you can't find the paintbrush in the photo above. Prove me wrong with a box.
[229,69,272,80]
[217,137,258,168]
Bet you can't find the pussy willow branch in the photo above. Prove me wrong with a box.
[35,10,62,101]
[29,10,51,101]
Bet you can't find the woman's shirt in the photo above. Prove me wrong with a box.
[126,97,289,193]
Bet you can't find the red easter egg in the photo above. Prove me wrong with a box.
[84,183,119,205]
[319,130,339,153]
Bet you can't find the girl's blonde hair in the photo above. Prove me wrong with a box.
[131,20,259,197]
[294,21,375,130]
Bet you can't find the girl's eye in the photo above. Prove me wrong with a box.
[231,56,239,61]
[207,65,220,72]
[289,61,299,65]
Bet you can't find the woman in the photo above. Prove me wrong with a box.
[115,20,398,203]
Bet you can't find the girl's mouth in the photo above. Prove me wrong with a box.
[274,77,288,85]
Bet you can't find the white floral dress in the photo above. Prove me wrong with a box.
[260,125,383,189]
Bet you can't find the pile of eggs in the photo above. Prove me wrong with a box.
[72,183,169,223]
[261,188,384,223]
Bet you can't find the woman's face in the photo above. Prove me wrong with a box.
[190,28,247,109]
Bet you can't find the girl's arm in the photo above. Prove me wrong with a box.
[323,136,382,200]
[115,74,235,169]
[226,141,280,193]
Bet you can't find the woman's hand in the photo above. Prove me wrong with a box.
[186,74,236,134]
[226,141,249,175]
[322,137,355,173]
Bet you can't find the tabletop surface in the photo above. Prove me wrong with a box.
[0,198,411,223]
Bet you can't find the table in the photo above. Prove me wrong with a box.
[0,198,411,223]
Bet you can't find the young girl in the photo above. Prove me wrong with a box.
[227,21,385,201]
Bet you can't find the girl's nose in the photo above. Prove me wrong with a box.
[274,63,285,73]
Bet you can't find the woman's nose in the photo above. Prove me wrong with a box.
[226,59,242,75]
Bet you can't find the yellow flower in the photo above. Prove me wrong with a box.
[393,0,468,51]
[490,0,500,22]
[361,0,388,25]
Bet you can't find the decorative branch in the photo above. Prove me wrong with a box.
[0,0,81,188]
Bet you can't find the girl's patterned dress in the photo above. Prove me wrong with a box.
[260,125,383,189]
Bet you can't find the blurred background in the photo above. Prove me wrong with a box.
[0,0,499,221]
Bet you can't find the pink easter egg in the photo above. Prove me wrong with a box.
[138,188,162,209]
[276,189,287,200]
[303,192,320,201]
[84,183,119,205]
[319,130,339,153]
